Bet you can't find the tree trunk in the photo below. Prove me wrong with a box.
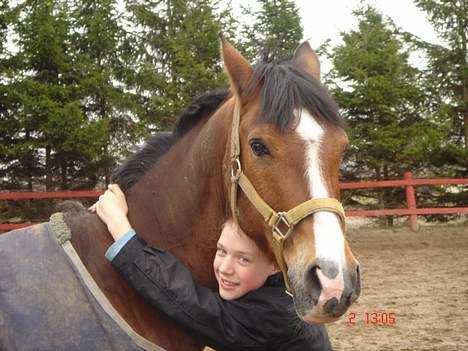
[463,77,468,149]
[60,158,67,190]
[375,165,389,227]
[384,165,393,227]
[45,146,52,191]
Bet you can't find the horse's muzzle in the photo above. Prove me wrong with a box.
[302,259,360,323]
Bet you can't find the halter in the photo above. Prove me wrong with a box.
[229,101,347,294]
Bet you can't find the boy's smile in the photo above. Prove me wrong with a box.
[219,277,239,290]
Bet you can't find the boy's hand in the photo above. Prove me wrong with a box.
[89,184,131,241]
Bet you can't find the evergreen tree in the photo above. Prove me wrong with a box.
[70,0,140,184]
[329,6,446,221]
[413,0,468,175]
[4,0,107,190]
[0,0,11,59]
[125,0,229,132]
[241,0,303,62]
[0,1,17,187]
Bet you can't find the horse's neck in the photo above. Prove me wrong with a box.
[126,108,231,287]
[64,104,232,350]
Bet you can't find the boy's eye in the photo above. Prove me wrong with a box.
[239,257,250,264]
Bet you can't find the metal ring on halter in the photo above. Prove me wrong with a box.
[231,158,241,179]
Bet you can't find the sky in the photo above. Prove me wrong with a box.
[229,0,440,72]
[295,0,439,48]
[7,0,441,72]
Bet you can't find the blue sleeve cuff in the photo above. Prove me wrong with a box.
[105,229,136,261]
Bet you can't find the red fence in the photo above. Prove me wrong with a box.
[340,172,468,230]
[0,190,101,231]
[1,172,467,231]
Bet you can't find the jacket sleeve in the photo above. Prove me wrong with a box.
[110,235,261,350]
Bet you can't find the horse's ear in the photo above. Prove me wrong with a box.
[293,41,321,81]
[220,33,253,99]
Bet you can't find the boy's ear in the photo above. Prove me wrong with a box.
[269,264,280,276]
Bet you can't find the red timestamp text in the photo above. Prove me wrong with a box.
[347,311,396,326]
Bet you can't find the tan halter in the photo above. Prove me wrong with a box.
[229,101,347,294]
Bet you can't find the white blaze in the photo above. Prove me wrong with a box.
[295,109,346,268]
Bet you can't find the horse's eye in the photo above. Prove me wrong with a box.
[250,141,269,157]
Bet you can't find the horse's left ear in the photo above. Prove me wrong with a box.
[220,33,253,99]
[293,41,321,81]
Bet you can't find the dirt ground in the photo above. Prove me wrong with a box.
[327,224,468,351]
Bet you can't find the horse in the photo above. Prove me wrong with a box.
[0,37,360,350]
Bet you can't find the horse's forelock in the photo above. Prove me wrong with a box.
[246,61,346,133]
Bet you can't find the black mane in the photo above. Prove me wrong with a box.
[112,59,345,191]
[112,89,229,191]
[111,132,175,191]
[173,88,230,139]
[247,61,345,132]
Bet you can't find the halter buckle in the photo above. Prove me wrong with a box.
[272,212,293,242]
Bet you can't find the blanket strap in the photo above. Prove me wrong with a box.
[50,212,166,351]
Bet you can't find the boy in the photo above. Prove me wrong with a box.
[90,184,332,351]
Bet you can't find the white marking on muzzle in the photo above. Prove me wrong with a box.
[295,109,346,269]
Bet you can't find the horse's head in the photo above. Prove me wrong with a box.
[220,36,360,324]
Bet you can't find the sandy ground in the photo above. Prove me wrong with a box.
[327,224,468,351]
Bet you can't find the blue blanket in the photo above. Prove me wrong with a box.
[0,222,162,351]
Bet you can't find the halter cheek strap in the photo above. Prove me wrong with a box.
[229,100,347,294]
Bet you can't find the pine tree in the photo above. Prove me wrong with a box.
[240,0,303,62]
[0,0,11,59]
[70,0,140,184]
[0,1,18,187]
[4,0,108,190]
[413,0,468,175]
[329,6,447,222]
[125,0,229,132]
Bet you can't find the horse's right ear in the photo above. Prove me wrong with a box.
[220,33,253,99]
[293,41,321,81]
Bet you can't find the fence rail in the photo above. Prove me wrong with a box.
[1,172,467,231]
[340,172,468,230]
[0,191,101,200]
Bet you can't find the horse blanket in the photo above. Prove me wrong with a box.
[0,215,164,351]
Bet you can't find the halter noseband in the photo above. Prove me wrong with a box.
[229,101,347,294]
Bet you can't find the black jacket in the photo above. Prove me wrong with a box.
[112,235,333,351]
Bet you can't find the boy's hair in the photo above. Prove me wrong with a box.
[219,220,278,269]
[221,219,249,240]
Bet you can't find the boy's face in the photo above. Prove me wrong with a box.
[213,221,277,300]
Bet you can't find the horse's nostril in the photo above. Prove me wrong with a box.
[323,297,339,314]
[345,289,354,305]
[314,259,339,279]
[305,265,321,305]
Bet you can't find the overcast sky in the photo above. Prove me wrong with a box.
[295,0,439,48]
[229,0,440,71]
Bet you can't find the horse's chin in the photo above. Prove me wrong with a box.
[293,298,341,324]
[290,280,347,325]
[301,310,341,325]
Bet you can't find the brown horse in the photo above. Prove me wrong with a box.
[3,38,360,350]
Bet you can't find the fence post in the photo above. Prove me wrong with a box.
[404,171,419,231]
